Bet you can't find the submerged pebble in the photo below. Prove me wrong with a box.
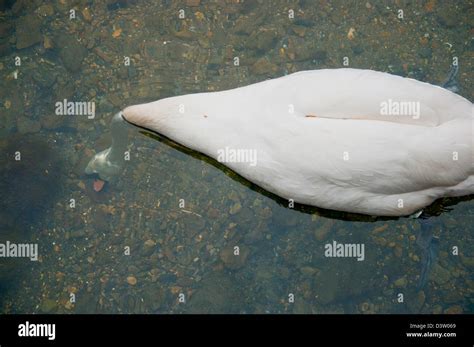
[15,14,42,49]
[126,276,137,286]
[393,277,408,288]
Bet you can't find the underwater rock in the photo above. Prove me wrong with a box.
[247,28,278,52]
[81,7,92,22]
[314,219,335,241]
[60,44,87,72]
[220,245,250,270]
[126,276,137,285]
[250,57,278,75]
[142,287,165,312]
[40,298,58,313]
[372,224,389,233]
[181,214,206,233]
[53,80,76,101]
[292,25,306,37]
[32,64,58,88]
[360,302,370,312]
[119,293,145,313]
[142,239,156,256]
[187,273,242,313]
[233,14,264,35]
[206,207,219,219]
[415,291,426,311]
[393,245,403,258]
[75,291,99,314]
[436,6,458,28]
[393,276,408,288]
[55,33,88,73]
[351,45,364,55]
[431,263,452,285]
[229,202,242,215]
[300,266,319,277]
[15,14,42,49]
[418,47,432,59]
[36,3,54,17]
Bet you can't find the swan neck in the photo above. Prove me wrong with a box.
[108,111,129,162]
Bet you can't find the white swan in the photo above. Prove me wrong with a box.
[86,68,473,216]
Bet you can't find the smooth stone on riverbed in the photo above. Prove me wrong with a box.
[15,14,42,49]
[220,245,250,270]
[40,298,58,313]
[251,57,278,75]
[126,276,137,285]
[229,202,242,215]
[142,287,166,312]
[55,34,88,73]
[247,28,278,52]
[393,277,408,288]
[431,264,452,285]
[314,219,335,241]
[36,3,54,17]
[187,273,242,313]
[142,239,156,256]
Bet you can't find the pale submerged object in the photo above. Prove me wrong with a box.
[86,69,474,216]
[85,111,130,181]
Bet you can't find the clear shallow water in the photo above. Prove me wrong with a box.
[0,0,472,314]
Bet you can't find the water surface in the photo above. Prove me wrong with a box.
[0,0,472,314]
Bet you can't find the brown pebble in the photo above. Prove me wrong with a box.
[373,224,388,233]
[82,7,92,22]
[43,36,54,49]
[126,276,137,285]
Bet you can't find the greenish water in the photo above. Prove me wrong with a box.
[0,0,472,314]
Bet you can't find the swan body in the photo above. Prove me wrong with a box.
[87,69,473,216]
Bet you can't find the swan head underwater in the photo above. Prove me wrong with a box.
[85,68,474,217]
